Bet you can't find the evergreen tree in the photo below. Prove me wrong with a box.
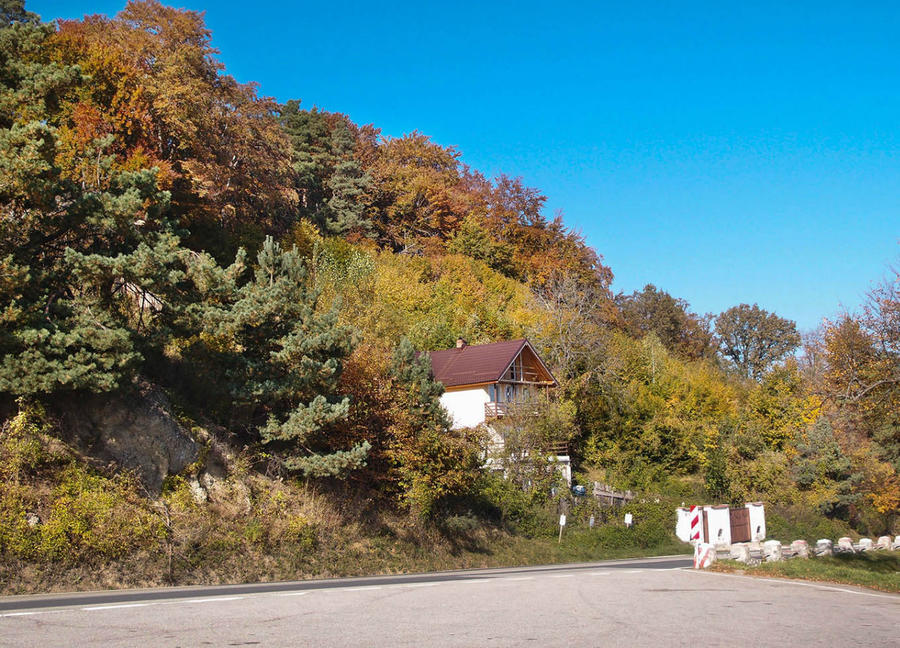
[279,102,371,236]
[321,120,371,235]
[0,15,168,395]
[1,1,37,26]
[280,101,332,220]
[201,236,368,476]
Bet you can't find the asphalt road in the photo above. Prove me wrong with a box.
[1,556,897,647]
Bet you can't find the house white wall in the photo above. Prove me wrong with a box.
[675,508,693,542]
[746,502,766,541]
[706,506,731,546]
[440,386,490,429]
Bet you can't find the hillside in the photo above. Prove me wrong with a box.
[0,1,897,592]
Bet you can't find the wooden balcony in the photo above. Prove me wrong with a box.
[484,402,544,419]
[544,441,570,457]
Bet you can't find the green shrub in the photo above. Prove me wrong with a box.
[283,515,318,551]
[0,402,58,482]
[477,474,558,538]
[766,505,855,543]
[0,483,42,558]
[36,466,163,561]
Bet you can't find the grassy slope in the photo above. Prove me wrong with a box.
[713,553,900,594]
[1,529,690,596]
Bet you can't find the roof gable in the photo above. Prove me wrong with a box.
[426,339,556,388]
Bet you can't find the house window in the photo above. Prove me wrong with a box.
[488,384,496,402]
[505,384,513,402]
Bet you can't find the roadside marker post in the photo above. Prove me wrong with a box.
[558,514,566,543]
[689,505,701,543]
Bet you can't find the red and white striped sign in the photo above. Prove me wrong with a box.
[693,542,714,569]
[689,505,701,542]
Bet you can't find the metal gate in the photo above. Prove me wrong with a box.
[729,507,751,543]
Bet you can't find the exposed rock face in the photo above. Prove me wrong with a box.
[60,386,199,494]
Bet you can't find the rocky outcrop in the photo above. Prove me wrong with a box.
[58,385,199,494]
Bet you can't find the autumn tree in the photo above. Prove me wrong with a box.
[820,269,900,473]
[617,284,714,360]
[363,131,470,248]
[49,1,295,253]
[715,303,800,380]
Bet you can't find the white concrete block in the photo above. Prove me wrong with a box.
[790,540,809,559]
[876,536,891,550]
[837,537,855,552]
[763,540,783,562]
[892,536,900,551]
[815,539,833,556]
[730,543,752,563]
[858,537,874,551]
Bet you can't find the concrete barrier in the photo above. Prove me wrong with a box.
[815,539,833,557]
[730,543,752,563]
[837,537,855,553]
[790,540,809,558]
[694,542,716,569]
[893,536,900,551]
[858,537,874,552]
[763,540,783,562]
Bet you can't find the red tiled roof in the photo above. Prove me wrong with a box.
[425,338,560,388]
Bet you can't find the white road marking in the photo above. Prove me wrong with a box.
[588,571,610,576]
[82,603,150,611]
[344,586,385,591]
[504,577,534,582]
[0,612,37,617]
[454,579,489,585]
[277,591,311,597]
[184,596,245,604]
[402,583,437,588]
[549,574,574,579]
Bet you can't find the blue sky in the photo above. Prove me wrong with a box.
[32,1,899,330]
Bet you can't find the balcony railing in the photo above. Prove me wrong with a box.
[484,402,507,418]
[484,402,544,418]
[544,441,570,456]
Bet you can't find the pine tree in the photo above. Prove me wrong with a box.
[0,16,168,395]
[279,102,371,236]
[198,236,368,476]
[321,120,371,235]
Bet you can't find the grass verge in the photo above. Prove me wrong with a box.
[712,553,900,594]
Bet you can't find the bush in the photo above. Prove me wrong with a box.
[766,505,855,543]
[37,466,163,561]
[476,473,558,538]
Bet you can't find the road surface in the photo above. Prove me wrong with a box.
[1,556,897,647]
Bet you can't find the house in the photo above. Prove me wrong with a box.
[425,338,571,484]
[426,338,557,429]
